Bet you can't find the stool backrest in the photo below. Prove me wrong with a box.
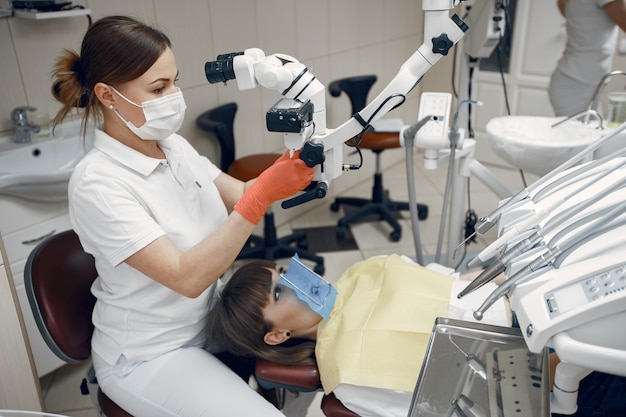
[328,75,377,114]
[24,229,97,363]
[196,102,238,172]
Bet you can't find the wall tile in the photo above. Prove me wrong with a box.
[295,0,329,61]
[208,0,257,53]
[154,0,213,89]
[0,19,26,128]
[256,0,296,55]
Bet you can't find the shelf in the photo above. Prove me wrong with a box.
[13,8,90,20]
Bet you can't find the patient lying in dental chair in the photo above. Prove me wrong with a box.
[206,254,509,417]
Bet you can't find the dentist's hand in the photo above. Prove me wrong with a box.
[234,150,314,224]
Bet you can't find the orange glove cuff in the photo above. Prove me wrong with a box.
[234,151,314,224]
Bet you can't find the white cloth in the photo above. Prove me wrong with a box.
[549,0,618,116]
[69,127,226,365]
[92,348,284,417]
[332,258,510,417]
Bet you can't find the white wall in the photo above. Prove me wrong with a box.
[1,0,434,223]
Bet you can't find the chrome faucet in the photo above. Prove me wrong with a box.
[11,106,40,143]
[585,70,626,124]
[553,70,626,128]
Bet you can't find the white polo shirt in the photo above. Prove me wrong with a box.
[558,0,618,83]
[69,127,227,365]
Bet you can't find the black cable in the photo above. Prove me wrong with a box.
[467,64,475,138]
[344,94,406,170]
[495,32,511,116]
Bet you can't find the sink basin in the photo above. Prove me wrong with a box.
[486,116,606,176]
[0,119,94,202]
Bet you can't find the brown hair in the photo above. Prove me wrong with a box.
[51,15,171,137]
[206,260,316,366]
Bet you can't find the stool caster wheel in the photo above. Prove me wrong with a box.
[336,226,347,239]
[418,205,428,220]
[330,202,340,212]
[314,264,325,275]
[390,230,401,242]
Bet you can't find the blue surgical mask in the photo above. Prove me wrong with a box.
[278,254,337,321]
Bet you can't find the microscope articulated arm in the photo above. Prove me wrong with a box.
[205,1,468,207]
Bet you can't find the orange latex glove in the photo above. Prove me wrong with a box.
[234,150,314,224]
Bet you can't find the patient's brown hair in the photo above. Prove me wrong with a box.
[206,260,315,365]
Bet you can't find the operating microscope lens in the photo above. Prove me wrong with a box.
[204,59,237,84]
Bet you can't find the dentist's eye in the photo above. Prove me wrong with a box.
[274,285,282,301]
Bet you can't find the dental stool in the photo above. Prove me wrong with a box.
[328,75,428,242]
[197,102,325,275]
[24,229,133,417]
[255,359,359,416]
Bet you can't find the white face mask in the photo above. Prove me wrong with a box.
[109,86,186,141]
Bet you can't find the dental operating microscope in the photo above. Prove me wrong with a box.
[205,0,468,209]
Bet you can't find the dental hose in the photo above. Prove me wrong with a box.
[460,182,620,299]
[457,231,544,298]
[435,143,458,264]
[403,115,435,266]
[472,199,626,319]
[435,100,478,265]
[466,156,626,271]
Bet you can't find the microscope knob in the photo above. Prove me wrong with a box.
[300,141,325,168]
[431,33,454,56]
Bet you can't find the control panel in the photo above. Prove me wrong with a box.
[545,264,626,318]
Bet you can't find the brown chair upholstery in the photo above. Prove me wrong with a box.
[197,102,325,275]
[24,229,133,417]
[329,75,428,242]
[322,392,360,417]
[255,359,360,416]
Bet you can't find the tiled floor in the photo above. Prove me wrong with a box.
[37,154,536,417]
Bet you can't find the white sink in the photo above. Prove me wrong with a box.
[486,116,606,176]
[0,119,94,202]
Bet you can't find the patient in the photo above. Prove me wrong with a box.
[206,254,510,417]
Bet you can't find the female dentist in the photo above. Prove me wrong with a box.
[51,15,312,417]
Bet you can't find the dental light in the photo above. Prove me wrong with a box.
[204,0,469,208]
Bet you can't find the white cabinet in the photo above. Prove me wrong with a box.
[0,237,44,410]
[0,195,72,377]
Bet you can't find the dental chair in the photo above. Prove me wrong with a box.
[23,228,354,416]
[24,229,133,417]
[197,102,325,275]
[255,359,359,416]
[328,75,428,242]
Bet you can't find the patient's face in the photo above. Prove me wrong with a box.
[262,267,323,340]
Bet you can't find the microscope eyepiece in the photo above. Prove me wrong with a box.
[205,52,244,84]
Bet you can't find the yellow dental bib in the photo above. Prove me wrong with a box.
[315,254,453,394]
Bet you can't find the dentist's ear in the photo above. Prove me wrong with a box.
[264,330,291,346]
[94,82,115,109]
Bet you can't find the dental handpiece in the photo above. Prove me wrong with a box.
[472,200,626,319]
[473,247,561,321]
[457,231,544,299]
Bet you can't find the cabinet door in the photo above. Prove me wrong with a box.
[0,261,44,410]
[15,281,66,377]
[0,206,72,377]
